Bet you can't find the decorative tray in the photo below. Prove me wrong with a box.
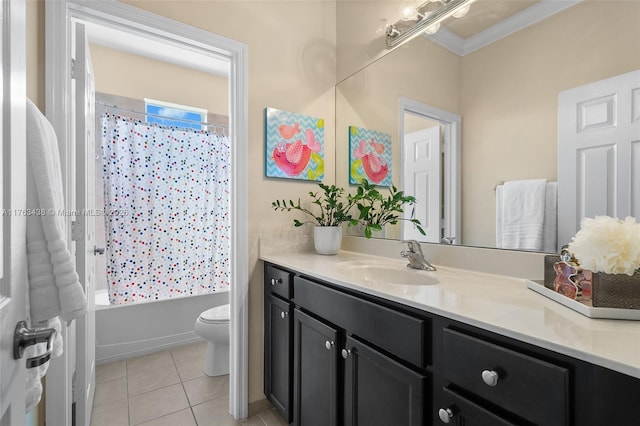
[526,280,640,320]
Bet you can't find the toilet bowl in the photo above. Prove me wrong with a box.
[194,304,230,377]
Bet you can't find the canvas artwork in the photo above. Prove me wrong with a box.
[265,107,325,181]
[349,125,392,186]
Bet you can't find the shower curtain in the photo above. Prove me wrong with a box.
[101,114,230,305]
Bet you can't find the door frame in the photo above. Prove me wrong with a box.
[45,0,249,422]
[399,97,461,244]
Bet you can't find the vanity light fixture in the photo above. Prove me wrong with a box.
[386,0,477,48]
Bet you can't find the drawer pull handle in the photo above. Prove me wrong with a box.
[438,407,455,423]
[481,369,500,386]
[341,348,352,359]
[270,278,282,286]
[280,311,289,319]
[325,340,334,350]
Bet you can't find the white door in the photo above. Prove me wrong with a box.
[73,21,96,426]
[558,70,640,247]
[0,0,28,425]
[402,126,442,243]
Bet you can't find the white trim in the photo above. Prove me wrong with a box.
[46,0,249,421]
[399,97,461,244]
[424,0,581,56]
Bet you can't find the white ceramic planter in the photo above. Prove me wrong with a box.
[314,226,342,255]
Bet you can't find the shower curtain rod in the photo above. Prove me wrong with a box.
[96,101,229,129]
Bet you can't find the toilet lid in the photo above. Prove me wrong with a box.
[200,304,230,323]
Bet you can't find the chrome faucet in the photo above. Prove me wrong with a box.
[401,240,436,271]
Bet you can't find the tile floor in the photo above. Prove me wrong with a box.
[91,341,287,426]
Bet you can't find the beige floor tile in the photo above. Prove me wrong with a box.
[191,395,239,426]
[259,409,288,426]
[126,350,175,374]
[94,377,128,407]
[90,398,129,426]
[183,374,228,406]
[170,341,207,381]
[128,383,190,425]
[96,360,127,384]
[127,357,181,396]
[136,408,196,426]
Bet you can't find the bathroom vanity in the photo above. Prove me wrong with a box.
[261,251,640,426]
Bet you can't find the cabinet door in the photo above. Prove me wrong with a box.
[343,336,425,426]
[265,294,292,423]
[293,309,339,426]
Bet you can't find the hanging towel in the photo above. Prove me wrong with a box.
[24,317,63,413]
[25,99,87,411]
[542,182,558,253]
[496,179,547,251]
[25,98,87,322]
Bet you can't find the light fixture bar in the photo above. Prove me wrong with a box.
[386,0,477,48]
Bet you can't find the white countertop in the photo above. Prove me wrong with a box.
[260,250,640,379]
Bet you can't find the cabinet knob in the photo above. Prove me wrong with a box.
[280,311,288,319]
[438,407,455,424]
[481,369,500,386]
[325,340,334,350]
[341,348,351,359]
[270,278,282,286]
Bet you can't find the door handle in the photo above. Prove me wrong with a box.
[13,321,56,368]
[94,246,105,255]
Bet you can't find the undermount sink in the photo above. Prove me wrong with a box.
[337,262,439,286]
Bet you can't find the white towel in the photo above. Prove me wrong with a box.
[24,317,64,413]
[26,99,87,322]
[496,179,547,251]
[543,182,558,253]
[25,99,87,411]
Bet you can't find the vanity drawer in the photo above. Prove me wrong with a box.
[265,264,292,299]
[294,276,428,368]
[443,328,569,426]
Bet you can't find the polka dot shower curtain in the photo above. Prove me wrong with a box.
[101,114,230,305]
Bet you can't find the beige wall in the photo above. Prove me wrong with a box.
[90,45,229,117]
[27,0,337,406]
[460,1,640,247]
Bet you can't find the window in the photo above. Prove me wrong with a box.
[144,98,208,130]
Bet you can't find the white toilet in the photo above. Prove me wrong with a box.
[194,304,230,377]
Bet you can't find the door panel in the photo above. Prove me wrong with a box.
[0,0,28,424]
[558,70,640,247]
[293,309,338,426]
[265,294,292,422]
[403,126,441,242]
[343,336,425,426]
[73,21,96,426]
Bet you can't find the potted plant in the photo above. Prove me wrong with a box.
[350,180,425,239]
[272,183,355,255]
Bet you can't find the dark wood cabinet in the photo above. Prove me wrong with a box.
[293,309,339,426]
[343,335,425,426]
[264,261,640,426]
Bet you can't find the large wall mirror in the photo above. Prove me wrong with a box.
[336,0,640,253]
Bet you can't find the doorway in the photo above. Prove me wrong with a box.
[46,1,248,423]
[399,97,461,245]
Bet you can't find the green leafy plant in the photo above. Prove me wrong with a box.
[350,180,426,238]
[272,183,355,227]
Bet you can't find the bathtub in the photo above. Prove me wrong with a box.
[94,289,229,365]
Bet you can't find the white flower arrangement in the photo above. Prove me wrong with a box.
[568,216,640,276]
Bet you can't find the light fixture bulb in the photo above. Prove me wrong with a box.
[452,4,470,18]
[400,1,418,21]
[423,21,441,35]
